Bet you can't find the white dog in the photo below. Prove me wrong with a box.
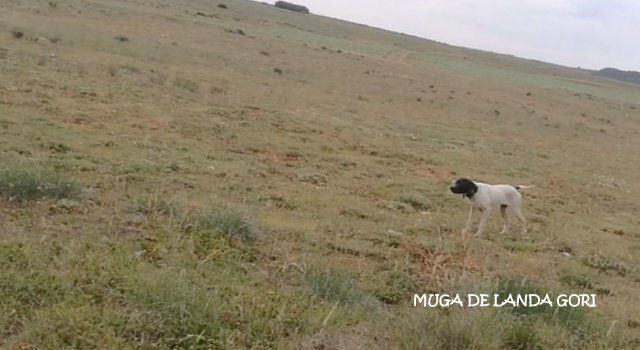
[450,178,532,236]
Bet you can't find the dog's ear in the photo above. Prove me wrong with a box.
[458,178,477,198]
[464,183,478,198]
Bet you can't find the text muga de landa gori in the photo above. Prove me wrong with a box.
[413,293,596,308]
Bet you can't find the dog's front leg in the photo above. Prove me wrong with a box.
[464,206,474,232]
[475,208,492,236]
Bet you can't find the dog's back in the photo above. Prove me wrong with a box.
[476,183,522,208]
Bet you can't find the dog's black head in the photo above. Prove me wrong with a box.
[450,178,478,199]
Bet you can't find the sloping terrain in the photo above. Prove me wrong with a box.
[1,0,640,348]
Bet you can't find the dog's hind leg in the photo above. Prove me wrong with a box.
[511,206,527,235]
[500,205,511,234]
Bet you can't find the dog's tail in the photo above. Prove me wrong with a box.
[514,185,534,191]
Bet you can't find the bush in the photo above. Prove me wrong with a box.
[274,1,309,13]
[0,168,79,201]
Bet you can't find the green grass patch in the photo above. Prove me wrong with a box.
[398,195,431,211]
[559,273,594,290]
[374,270,415,305]
[493,277,587,330]
[184,210,257,243]
[503,240,538,253]
[20,305,126,349]
[129,195,180,217]
[173,77,199,93]
[399,309,503,349]
[305,268,364,305]
[117,270,225,348]
[582,255,628,275]
[0,168,80,201]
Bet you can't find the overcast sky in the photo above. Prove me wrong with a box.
[269,0,639,71]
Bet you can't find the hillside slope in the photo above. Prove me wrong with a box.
[1,0,640,348]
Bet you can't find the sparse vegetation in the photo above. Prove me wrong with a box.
[173,76,199,92]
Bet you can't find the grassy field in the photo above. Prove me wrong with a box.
[1,0,640,348]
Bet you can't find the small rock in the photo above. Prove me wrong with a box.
[11,30,24,39]
[218,3,228,9]
[386,229,405,237]
[627,319,640,328]
[50,199,81,213]
[35,36,52,45]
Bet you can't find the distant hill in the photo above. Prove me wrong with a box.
[593,67,640,85]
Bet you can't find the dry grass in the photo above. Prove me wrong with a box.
[1,0,640,348]
[402,233,479,288]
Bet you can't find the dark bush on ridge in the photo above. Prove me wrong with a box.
[274,1,309,14]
